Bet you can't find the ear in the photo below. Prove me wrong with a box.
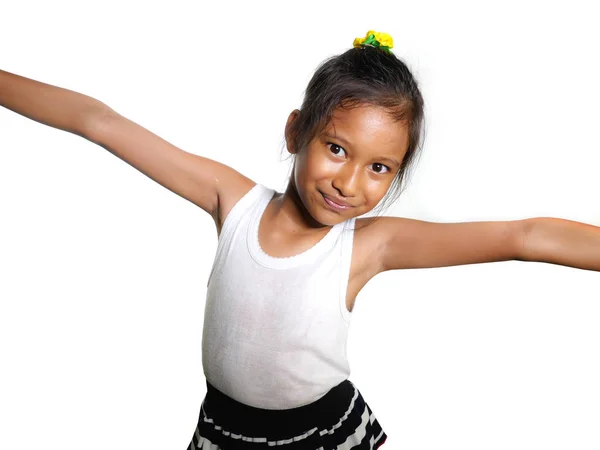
[284,109,301,155]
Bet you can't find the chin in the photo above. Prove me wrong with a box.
[301,188,352,226]
[308,208,337,227]
[317,216,341,227]
[314,202,352,226]
[301,195,336,227]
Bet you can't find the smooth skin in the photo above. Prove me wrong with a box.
[89,102,526,314]
[0,69,527,314]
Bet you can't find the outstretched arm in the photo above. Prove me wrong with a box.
[0,69,254,223]
[0,69,103,136]
[521,217,600,272]
[370,217,526,272]
[364,216,600,273]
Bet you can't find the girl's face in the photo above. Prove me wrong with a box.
[286,104,410,226]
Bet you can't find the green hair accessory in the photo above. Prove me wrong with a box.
[353,30,394,53]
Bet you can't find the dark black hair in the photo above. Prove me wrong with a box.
[283,44,425,215]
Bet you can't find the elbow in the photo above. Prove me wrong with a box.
[516,218,538,262]
[81,101,117,144]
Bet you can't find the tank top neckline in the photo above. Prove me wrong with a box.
[247,187,344,269]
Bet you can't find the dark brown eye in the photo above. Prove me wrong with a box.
[371,163,390,174]
[328,143,346,157]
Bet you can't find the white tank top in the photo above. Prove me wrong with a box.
[202,183,355,409]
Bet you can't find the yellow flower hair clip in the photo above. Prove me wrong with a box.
[353,30,394,53]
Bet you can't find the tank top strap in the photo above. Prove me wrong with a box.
[219,183,271,241]
[207,183,271,285]
[338,217,356,323]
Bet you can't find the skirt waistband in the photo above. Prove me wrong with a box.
[203,379,355,438]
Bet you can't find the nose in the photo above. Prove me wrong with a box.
[332,163,360,197]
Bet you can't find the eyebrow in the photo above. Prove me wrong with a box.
[322,131,402,167]
[377,156,402,167]
[323,131,352,147]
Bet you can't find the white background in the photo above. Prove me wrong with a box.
[1,1,599,449]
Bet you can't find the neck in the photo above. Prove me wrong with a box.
[267,181,330,234]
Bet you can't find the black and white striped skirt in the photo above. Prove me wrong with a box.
[187,379,387,449]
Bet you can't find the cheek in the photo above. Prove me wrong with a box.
[296,149,333,181]
[293,153,309,183]
[292,153,319,202]
[363,180,392,206]
[307,149,328,173]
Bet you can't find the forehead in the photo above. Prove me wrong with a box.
[322,105,409,154]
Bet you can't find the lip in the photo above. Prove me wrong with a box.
[321,192,353,211]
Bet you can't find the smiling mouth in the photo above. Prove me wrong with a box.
[321,192,352,211]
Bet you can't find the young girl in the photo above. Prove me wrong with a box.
[2,30,599,450]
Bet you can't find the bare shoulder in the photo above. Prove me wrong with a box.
[213,169,257,236]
